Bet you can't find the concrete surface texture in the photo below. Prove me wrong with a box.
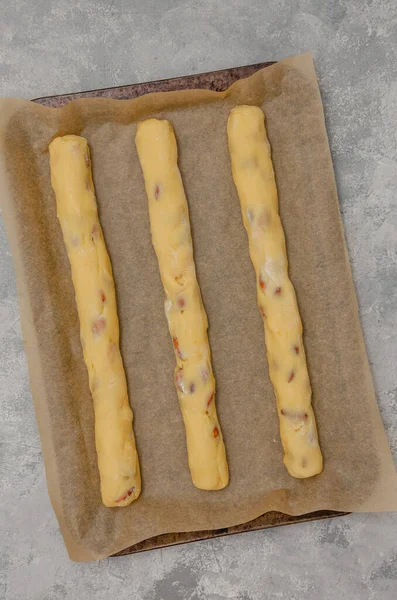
[1,0,396,598]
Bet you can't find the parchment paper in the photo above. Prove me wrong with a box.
[1,54,396,562]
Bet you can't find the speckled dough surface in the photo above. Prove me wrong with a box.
[1,1,397,599]
[135,119,228,490]
[227,106,323,478]
[49,135,141,507]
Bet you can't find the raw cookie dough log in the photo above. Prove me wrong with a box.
[49,135,141,507]
[135,119,228,490]
[227,106,323,478]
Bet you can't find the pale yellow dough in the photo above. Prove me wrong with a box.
[227,106,323,478]
[49,135,141,507]
[135,119,228,490]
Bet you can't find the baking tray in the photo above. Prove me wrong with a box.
[33,62,346,556]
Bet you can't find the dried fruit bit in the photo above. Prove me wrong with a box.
[107,342,117,362]
[154,184,161,200]
[175,369,184,391]
[189,382,195,394]
[259,305,266,318]
[91,223,100,240]
[164,298,172,315]
[307,430,317,445]
[92,316,106,336]
[294,345,300,354]
[99,290,106,303]
[173,336,182,358]
[259,277,266,291]
[258,210,271,228]
[115,487,135,503]
[213,427,219,438]
[177,296,186,309]
[207,392,214,407]
[275,286,281,295]
[287,371,295,383]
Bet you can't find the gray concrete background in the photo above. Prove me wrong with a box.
[1,1,396,598]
